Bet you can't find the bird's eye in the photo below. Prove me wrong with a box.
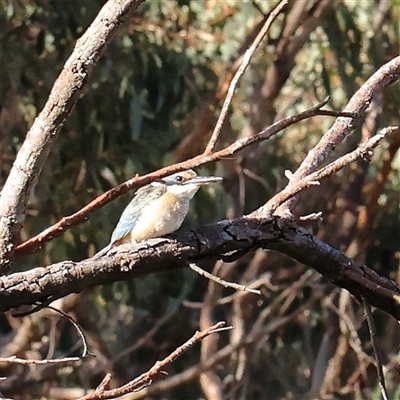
[175,175,184,182]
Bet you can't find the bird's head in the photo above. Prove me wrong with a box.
[152,169,222,199]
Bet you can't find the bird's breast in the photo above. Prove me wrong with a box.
[129,193,190,242]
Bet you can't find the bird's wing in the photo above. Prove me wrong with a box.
[110,183,166,244]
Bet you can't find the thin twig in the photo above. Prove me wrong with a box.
[299,212,323,222]
[46,305,89,358]
[13,304,90,358]
[0,355,80,365]
[362,298,389,400]
[97,374,112,392]
[189,263,261,295]
[203,0,289,155]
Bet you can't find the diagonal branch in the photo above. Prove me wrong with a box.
[0,0,145,271]
[257,126,398,216]
[278,55,400,214]
[291,55,400,179]
[77,322,233,400]
[203,0,289,155]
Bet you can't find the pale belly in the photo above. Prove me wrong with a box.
[128,196,190,242]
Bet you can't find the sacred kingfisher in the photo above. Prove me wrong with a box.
[95,169,222,257]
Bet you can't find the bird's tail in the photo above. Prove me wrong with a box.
[92,243,112,259]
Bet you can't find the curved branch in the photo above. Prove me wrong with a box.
[2,218,399,319]
[0,0,145,270]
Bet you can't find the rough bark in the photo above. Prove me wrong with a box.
[1,218,399,319]
[0,0,145,271]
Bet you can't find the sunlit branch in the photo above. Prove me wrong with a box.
[203,0,289,155]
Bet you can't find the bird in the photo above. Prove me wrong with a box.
[94,169,222,257]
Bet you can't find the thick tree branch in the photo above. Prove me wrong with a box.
[0,0,145,270]
[1,218,399,319]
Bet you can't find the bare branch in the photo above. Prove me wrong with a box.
[203,0,289,155]
[117,283,321,399]
[0,0,145,271]
[46,306,89,358]
[189,262,261,295]
[77,322,233,400]
[278,55,400,214]
[363,299,389,400]
[0,355,80,366]
[258,126,398,216]
[292,56,400,179]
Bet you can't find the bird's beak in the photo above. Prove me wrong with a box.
[185,176,223,186]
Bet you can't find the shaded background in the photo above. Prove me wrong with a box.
[0,1,399,398]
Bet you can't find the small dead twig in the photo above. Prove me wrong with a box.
[363,298,389,400]
[299,212,323,222]
[77,322,233,400]
[97,374,112,392]
[13,304,89,358]
[189,262,261,295]
[46,305,89,358]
